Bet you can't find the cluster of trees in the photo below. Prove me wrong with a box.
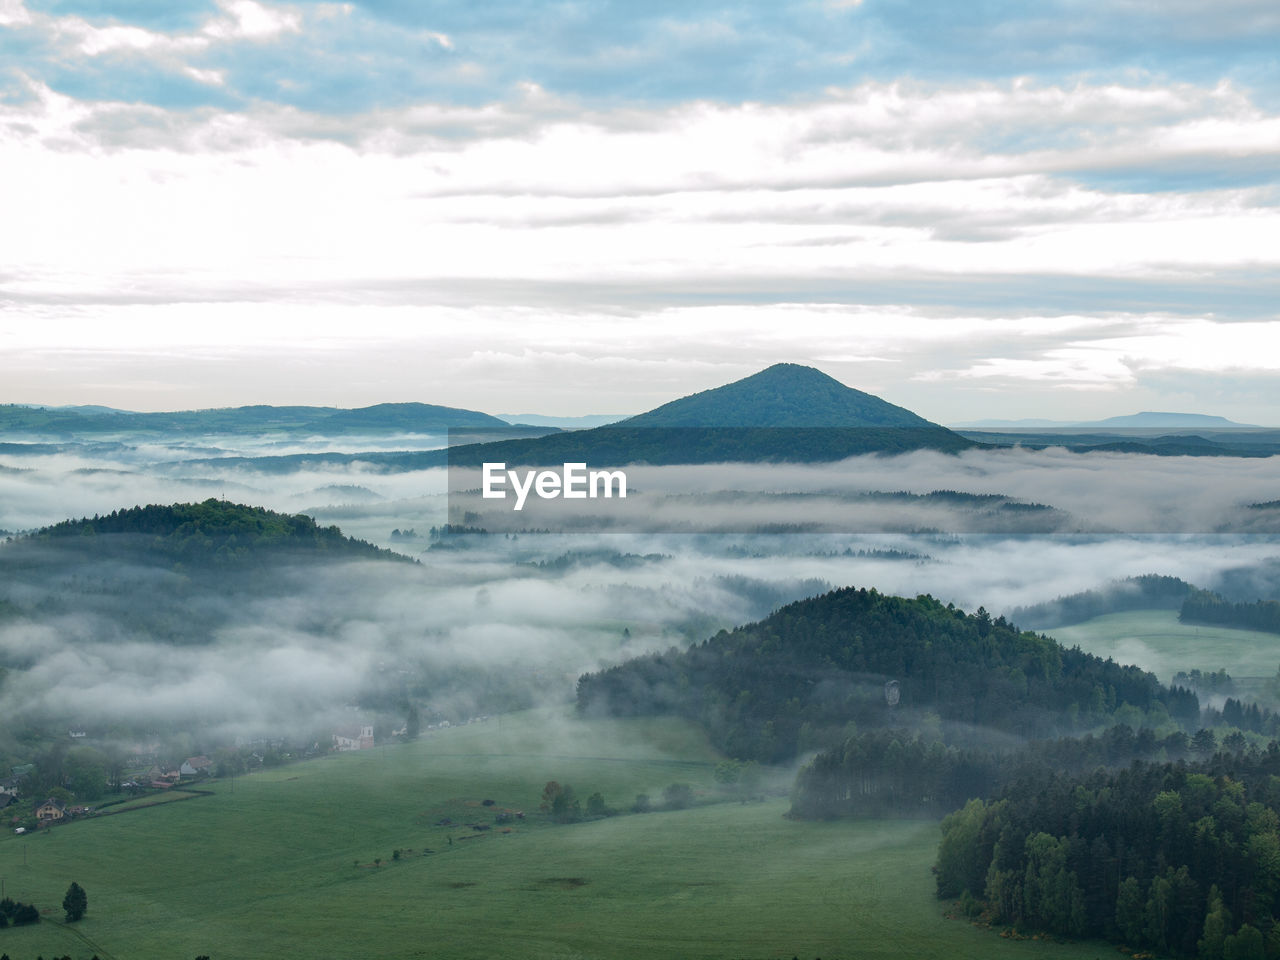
[1175,668,1236,695]
[539,781,613,823]
[577,587,1199,763]
[0,897,39,927]
[539,781,697,822]
[791,724,1213,820]
[1181,589,1280,636]
[934,745,1280,956]
[1219,698,1280,736]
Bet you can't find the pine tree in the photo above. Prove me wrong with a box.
[62,882,87,922]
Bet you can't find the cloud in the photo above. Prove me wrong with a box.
[1,14,1278,422]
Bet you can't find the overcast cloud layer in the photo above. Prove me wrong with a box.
[1,1,1278,422]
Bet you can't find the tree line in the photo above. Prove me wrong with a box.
[790,724,1216,820]
[1181,588,1280,636]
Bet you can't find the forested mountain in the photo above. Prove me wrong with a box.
[19,500,404,567]
[434,364,975,467]
[620,363,938,428]
[575,586,1199,762]
[0,500,407,644]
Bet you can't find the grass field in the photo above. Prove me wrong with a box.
[1050,609,1280,688]
[0,709,1110,960]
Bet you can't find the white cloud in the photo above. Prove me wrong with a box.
[0,0,30,27]
[203,0,302,41]
[1,77,1277,419]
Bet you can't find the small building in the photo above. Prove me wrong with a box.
[180,756,213,777]
[36,797,66,822]
[332,724,374,752]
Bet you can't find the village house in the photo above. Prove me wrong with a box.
[180,756,213,777]
[332,724,374,752]
[145,765,182,788]
[36,797,66,822]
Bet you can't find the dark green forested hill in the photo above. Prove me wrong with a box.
[22,500,405,567]
[576,586,1199,762]
[0,501,409,645]
[620,363,939,428]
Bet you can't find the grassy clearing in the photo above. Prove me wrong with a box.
[1,709,1107,960]
[1050,609,1280,685]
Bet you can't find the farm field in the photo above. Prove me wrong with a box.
[0,709,1108,960]
[1050,609,1280,689]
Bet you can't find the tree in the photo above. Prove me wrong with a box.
[1115,876,1144,946]
[62,882,87,922]
[1199,885,1230,960]
[1193,728,1217,759]
[539,781,563,812]
[1224,924,1264,960]
[663,783,694,809]
[404,704,420,741]
[551,787,581,823]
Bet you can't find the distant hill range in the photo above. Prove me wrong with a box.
[436,364,975,468]
[954,410,1280,458]
[496,413,626,429]
[956,412,1262,429]
[0,401,517,437]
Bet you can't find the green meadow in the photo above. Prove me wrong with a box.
[0,710,1108,960]
[1050,609,1280,687]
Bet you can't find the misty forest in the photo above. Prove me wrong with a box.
[2,365,1280,959]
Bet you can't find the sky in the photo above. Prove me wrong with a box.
[2,0,1279,423]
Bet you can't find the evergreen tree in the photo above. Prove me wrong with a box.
[62,882,87,922]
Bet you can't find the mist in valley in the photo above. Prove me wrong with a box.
[1,435,1277,771]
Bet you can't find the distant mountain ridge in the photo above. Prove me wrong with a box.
[497,413,626,429]
[0,401,509,437]
[956,411,1261,429]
